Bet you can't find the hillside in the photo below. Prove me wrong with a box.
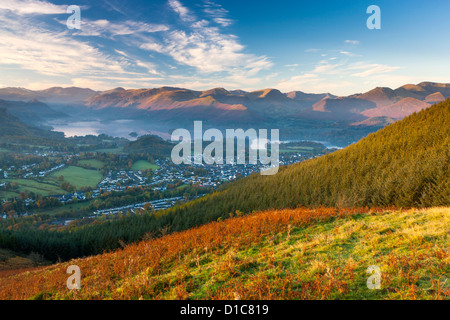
[0,207,448,300]
[354,87,399,107]
[123,135,174,157]
[351,116,396,127]
[0,99,66,124]
[0,248,46,273]
[0,108,64,142]
[161,100,449,229]
[296,82,448,122]
[362,97,431,119]
[0,100,447,264]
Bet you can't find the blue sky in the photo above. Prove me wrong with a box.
[0,0,449,95]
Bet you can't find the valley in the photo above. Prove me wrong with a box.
[0,0,448,304]
[0,86,448,301]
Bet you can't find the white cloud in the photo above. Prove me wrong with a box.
[345,40,360,45]
[141,1,272,77]
[313,61,343,74]
[0,0,66,15]
[0,0,272,91]
[340,51,356,57]
[276,73,353,93]
[135,60,161,75]
[213,18,233,27]
[114,49,130,57]
[274,55,402,95]
[305,48,320,53]
[74,19,169,37]
[350,64,400,77]
[0,11,126,77]
[159,29,271,73]
[140,42,165,53]
[168,0,195,22]
[203,1,234,27]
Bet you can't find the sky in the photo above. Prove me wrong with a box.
[0,0,449,95]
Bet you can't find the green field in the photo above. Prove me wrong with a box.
[78,159,104,169]
[279,146,316,153]
[131,160,159,171]
[0,191,23,201]
[1,179,66,199]
[49,166,102,189]
[95,147,124,154]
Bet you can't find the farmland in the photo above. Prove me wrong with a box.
[49,166,102,189]
[0,179,66,199]
[131,160,160,171]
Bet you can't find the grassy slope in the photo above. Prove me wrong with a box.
[0,207,448,300]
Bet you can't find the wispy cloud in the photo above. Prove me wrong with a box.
[274,53,401,94]
[350,63,400,77]
[168,0,195,22]
[340,51,357,57]
[345,40,359,45]
[203,1,233,27]
[312,60,344,74]
[305,48,321,53]
[74,19,170,37]
[0,10,126,77]
[141,0,272,79]
[0,0,66,15]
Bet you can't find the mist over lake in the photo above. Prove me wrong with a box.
[48,119,172,140]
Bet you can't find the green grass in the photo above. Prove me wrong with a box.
[1,179,66,199]
[78,159,104,169]
[152,207,450,300]
[131,160,159,171]
[95,147,124,154]
[49,166,102,189]
[0,191,21,201]
[279,146,316,153]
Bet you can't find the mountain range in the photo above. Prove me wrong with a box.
[0,82,447,125]
[0,87,98,105]
[0,81,448,148]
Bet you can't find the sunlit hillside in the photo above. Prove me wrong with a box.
[1,206,448,300]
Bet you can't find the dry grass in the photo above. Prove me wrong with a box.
[0,207,448,300]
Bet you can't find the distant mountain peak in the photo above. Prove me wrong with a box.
[425,92,446,103]
[200,87,230,97]
[362,97,430,119]
[248,88,286,100]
